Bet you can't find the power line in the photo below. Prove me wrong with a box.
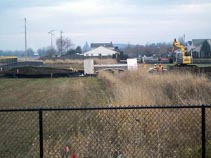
[48,30,55,50]
[24,18,27,61]
[60,30,64,54]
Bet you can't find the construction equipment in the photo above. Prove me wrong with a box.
[167,39,211,76]
[169,39,192,65]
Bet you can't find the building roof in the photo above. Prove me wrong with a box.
[192,39,208,47]
[90,42,113,49]
[187,39,211,52]
[83,46,118,56]
[207,40,211,46]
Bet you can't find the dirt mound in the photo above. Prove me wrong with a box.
[2,67,84,78]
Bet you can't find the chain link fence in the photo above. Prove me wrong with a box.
[0,111,39,158]
[0,105,210,158]
[206,108,211,157]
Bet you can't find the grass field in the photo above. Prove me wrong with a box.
[0,66,211,157]
[0,77,114,157]
[0,77,111,109]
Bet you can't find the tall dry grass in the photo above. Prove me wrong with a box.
[1,71,210,157]
[42,58,117,65]
[93,58,117,64]
[98,67,211,105]
[97,68,211,157]
[42,59,83,65]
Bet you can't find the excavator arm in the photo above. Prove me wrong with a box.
[172,39,185,57]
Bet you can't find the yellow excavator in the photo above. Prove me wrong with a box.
[169,38,192,65]
[167,39,211,75]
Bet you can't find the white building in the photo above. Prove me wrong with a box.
[83,46,118,57]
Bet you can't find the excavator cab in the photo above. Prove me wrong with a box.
[184,47,191,56]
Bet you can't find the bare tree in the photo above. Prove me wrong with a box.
[46,47,56,57]
[65,38,74,52]
[56,37,74,55]
[56,38,65,55]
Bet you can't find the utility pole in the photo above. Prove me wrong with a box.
[24,18,27,61]
[48,30,55,50]
[60,30,64,54]
[66,38,70,51]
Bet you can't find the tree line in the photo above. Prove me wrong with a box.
[0,42,171,58]
[38,36,83,57]
[0,35,82,58]
[1,37,186,58]
[123,42,172,58]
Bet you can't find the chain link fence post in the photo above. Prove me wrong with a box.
[202,105,206,158]
[39,109,44,158]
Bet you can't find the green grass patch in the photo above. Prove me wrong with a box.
[0,77,112,109]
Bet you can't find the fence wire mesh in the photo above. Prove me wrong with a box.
[43,109,202,158]
[0,106,210,158]
[0,111,39,158]
[206,108,211,157]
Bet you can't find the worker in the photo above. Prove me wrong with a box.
[153,64,158,71]
[143,62,146,69]
[158,63,163,72]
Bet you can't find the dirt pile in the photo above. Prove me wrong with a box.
[2,67,84,78]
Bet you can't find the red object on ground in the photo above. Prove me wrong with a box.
[71,153,76,158]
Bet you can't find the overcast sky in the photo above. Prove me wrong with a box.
[0,0,211,51]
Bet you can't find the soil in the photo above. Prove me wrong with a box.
[1,67,84,78]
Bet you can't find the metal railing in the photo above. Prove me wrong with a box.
[0,105,210,158]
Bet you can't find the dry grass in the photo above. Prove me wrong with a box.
[41,58,117,65]
[0,77,112,157]
[98,66,211,105]
[0,78,110,109]
[39,59,84,70]
[1,67,211,157]
[93,58,117,64]
[96,68,211,157]
[42,59,84,65]
[39,58,117,70]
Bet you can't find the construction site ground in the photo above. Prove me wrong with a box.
[0,67,84,78]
